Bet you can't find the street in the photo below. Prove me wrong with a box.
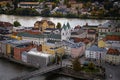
[80,56,120,80]
[103,63,120,80]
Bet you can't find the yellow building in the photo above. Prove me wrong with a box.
[34,20,55,32]
[98,39,105,48]
[42,41,64,55]
[10,35,22,40]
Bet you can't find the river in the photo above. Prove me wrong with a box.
[0,14,108,80]
[0,58,79,80]
[0,14,108,27]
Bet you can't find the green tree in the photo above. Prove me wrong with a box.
[64,0,68,5]
[38,0,44,2]
[88,62,95,70]
[12,0,20,10]
[56,22,61,29]
[72,58,81,71]
[13,21,21,27]
[41,8,50,16]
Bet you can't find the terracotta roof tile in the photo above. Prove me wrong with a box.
[0,21,13,27]
[107,48,120,55]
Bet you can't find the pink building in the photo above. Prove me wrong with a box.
[71,45,85,58]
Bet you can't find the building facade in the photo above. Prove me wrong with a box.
[34,20,55,32]
[85,45,107,60]
[105,48,120,65]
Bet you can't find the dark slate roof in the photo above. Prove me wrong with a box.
[87,45,107,52]
[106,32,120,36]
[67,22,70,29]
[62,40,84,48]
[45,28,57,30]
[99,20,120,28]
[62,23,71,30]
[47,40,60,44]
[17,32,45,38]
[47,34,61,39]
[17,32,61,39]
[71,32,78,35]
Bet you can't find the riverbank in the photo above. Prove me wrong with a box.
[0,14,108,27]
[54,67,106,80]
[0,13,120,20]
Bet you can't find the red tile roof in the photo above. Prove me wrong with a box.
[0,21,13,27]
[106,35,120,41]
[70,37,91,44]
[107,48,120,55]
[74,25,81,29]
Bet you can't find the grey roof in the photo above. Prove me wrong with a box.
[99,20,120,28]
[87,45,107,52]
[17,32,45,38]
[47,34,61,39]
[67,22,70,29]
[62,40,84,48]
[17,32,61,39]
[62,23,71,30]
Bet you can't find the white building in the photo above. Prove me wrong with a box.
[61,23,71,40]
[85,45,107,60]
[18,2,40,8]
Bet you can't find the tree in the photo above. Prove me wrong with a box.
[72,58,81,71]
[88,62,95,70]
[56,22,61,29]
[41,8,50,16]
[12,0,20,10]
[38,0,44,2]
[13,21,21,27]
[64,0,68,5]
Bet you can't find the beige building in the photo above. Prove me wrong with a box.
[34,20,55,32]
[105,48,120,65]
[18,2,40,8]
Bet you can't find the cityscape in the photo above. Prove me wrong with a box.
[0,0,120,80]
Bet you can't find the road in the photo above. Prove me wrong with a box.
[103,63,120,80]
[79,56,120,80]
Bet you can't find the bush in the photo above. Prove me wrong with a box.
[15,8,40,16]
[13,21,21,27]
[72,58,81,71]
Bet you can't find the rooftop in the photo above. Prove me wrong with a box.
[99,20,120,28]
[62,40,84,48]
[17,32,61,39]
[62,22,71,30]
[35,20,55,26]
[28,48,52,58]
[106,32,120,36]
[19,2,39,5]
[107,48,120,55]
[87,45,107,52]
[0,21,13,27]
